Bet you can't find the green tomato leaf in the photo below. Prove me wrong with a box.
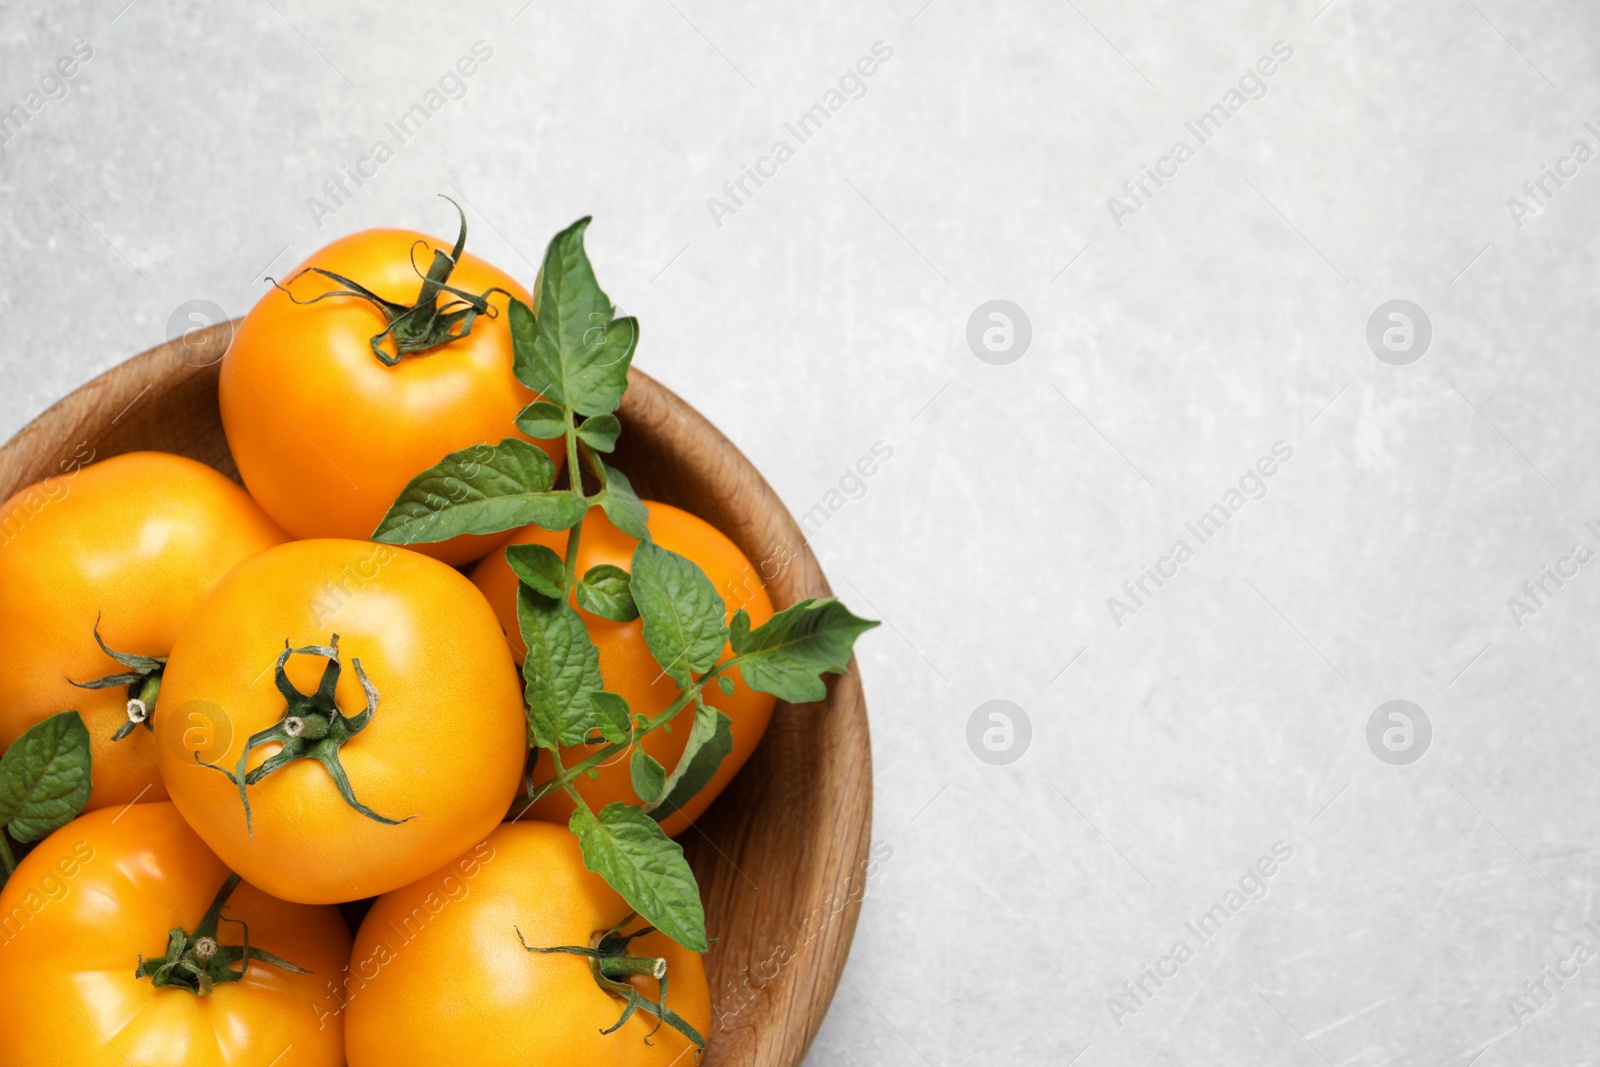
[630,747,666,805]
[0,710,92,842]
[510,220,638,417]
[730,598,880,703]
[515,586,629,748]
[527,494,589,532]
[505,543,567,600]
[716,674,735,696]
[729,608,752,653]
[647,702,734,821]
[569,802,707,952]
[576,564,638,622]
[372,439,585,543]
[595,462,650,542]
[630,542,728,688]
[588,692,632,742]
[514,400,567,440]
[575,414,622,454]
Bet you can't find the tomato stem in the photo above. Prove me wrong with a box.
[579,439,610,490]
[599,954,668,980]
[0,832,14,876]
[68,613,166,742]
[562,514,586,592]
[561,409,588,592]
[135,872,310,994]
[196,636,416,837]
[517,915,704,1053]
[268,196,509,366]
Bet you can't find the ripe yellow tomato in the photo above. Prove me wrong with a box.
[345,821,709,1067]
[471,501,774,835]
[157,538,526,904]
[0,451,285,811]
[219,226,563,566]
[0,802,350,1067]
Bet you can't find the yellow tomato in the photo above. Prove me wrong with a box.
[219,225,563,566]
[157,538,526,904]
[345,821,710,1066]
[0,451,285,811]
[0,802,350,1067]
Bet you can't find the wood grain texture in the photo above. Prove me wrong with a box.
[0,324,872,1067]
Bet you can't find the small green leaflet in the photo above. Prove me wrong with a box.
[516,586,629,749]
[576,564,638,622]
[510,219,638,417]
[589,692,632,741]
[631,542,728,688]
[505,543,566,599]
[595,462,650,542]
[0,711,92,843]
[647,699,718,812]
[650,707,734,822]
[514,400,567,440]
[729,598,880,703]
[575,414,621,453]
[629,747,666,805]
[570,803,707,952]
[372,438,585,544]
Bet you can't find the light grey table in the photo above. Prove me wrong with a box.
[4,1,1599,1063]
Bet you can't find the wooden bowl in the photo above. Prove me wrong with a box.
[0,324,873,1066]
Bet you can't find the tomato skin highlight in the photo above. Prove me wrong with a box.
[0,802,351,1067]
[219,227,564,566]
[156,538,527,905]
[0,451,286,811]
[471,501,776,835]
[344,821,710,1067]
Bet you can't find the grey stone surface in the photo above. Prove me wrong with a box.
[4,1,1600,1063]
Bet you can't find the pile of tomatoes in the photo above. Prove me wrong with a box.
[0,209,840,1066]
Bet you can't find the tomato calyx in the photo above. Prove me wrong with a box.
[135,872,310,995]
[67,613,165,742]
[198,635,416,836]
[269,196,510,367]
[518,912,706,1056]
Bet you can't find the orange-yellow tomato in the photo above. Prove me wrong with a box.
[345,821,709,1067]
[0,451,285,811]
[219,227,563,566]
[157,538,526,904]
[471,501,775,836]
[0,802,351,1067]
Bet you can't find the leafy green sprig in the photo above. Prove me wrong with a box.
[372,217,876,957]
